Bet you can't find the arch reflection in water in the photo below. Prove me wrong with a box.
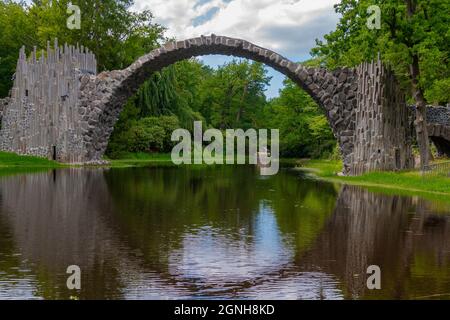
[0,166,448,300]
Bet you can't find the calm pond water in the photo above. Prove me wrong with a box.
[0,165,449,300]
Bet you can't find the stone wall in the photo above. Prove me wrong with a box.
[406,106,450,157]
[426,106,450,156]
[0,97,9,127]
[0,40,96,162]
[427,106,450,126]
[350,59,415,175]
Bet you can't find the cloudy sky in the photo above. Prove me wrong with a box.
[132,0,341,97]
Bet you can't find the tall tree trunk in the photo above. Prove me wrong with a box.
[412,80,431,169]
[236,83,248,124]
[221,85,233,130]
[405,0,430,169]
[410,54,430,169]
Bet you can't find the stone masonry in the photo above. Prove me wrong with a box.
[426,106,450,156]
[350,59,415,175]
[1,35,447,174]
[0,97,9,127]
[0,40,96,162]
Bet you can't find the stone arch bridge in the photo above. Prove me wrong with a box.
[0,36,449,175]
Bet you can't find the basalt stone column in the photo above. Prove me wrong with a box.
[0,41,97,162]
[350,59,415,176]
[0,97,9,127]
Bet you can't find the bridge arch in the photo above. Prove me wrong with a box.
[79,35,359,171]
[427,106,450,157]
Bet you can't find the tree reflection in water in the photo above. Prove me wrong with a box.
[0,166,448,299]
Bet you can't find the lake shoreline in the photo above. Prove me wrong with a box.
[0,151,448,198]
[295,159,450,202]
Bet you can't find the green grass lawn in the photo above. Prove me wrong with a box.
[0,151,65,177]
[106,152,173,161]
[106,152,259,167]
[296,159,450,196]
[106,152,173,167]
[0,151,63,168]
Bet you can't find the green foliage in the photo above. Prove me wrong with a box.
[0,151,62,168]
[107,57,337,160]
[425,78,450,105]
[0,1,36,97]
[0,0,165,97]
[107,59,274,158]
[312,0,450,105]
[107,115,180,158]
[261,78,336,158]
[134,61,206,130]
[137,71,177,118]
[300,159,450,197]
[28,0,165,71]
[196,59,271,130]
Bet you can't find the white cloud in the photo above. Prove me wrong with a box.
[133,0,340,61]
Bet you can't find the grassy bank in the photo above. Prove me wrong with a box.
[0,151,63,168]
[296,159,450,196]
[106,152,261,167]
[106,152,173,167]
[0,151,65,177]
[0,151,172,169]
[1,151,448,198]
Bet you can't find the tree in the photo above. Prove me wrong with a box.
[28,0,165,71]
[107,115,180,157]
[106,59,211,158]
[106,59,273,158]
[261,78,336,158]
[198,59,271,130]
[0,0,165,97]
[0,1,36,97]
[134,60,207,131]
[312,0,450,168]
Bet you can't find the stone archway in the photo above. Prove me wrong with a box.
[79,35,359,172]
[426,106,450,157]
[1,36,417,175]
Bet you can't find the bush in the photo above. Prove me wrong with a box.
[106,115,181,158]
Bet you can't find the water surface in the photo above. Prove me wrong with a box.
[0,166,449,300]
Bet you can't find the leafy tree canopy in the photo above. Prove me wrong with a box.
[312,0,450,105]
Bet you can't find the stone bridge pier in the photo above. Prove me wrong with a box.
[0,35,431,175]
